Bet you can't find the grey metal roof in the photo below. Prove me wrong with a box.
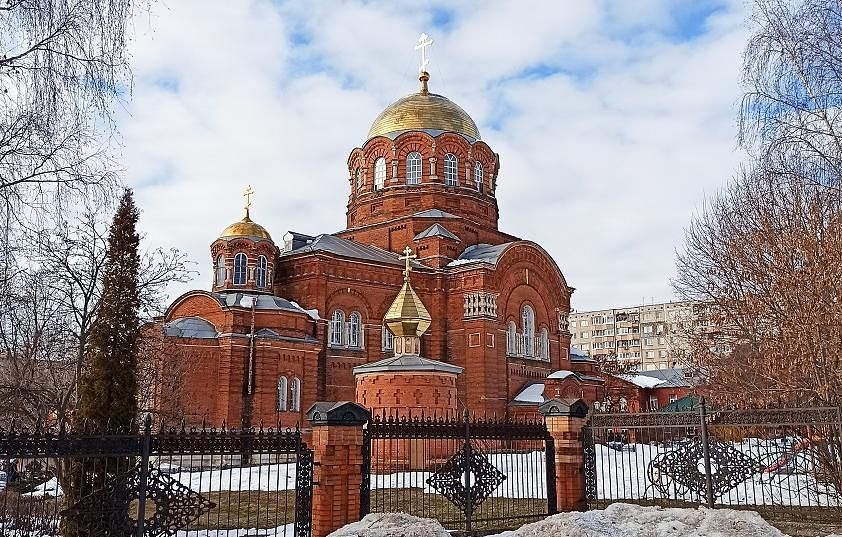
[414,223,460,242]
[413,209,459,219]
[280,233,426,268]
[634,368,700,388]
[353,355,463,375]
[164,317,218,339]
[447,242,514,267]
[569,347,594,362]
[211,292,310,315]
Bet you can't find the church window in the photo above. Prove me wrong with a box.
[474,162,484,192]
[233,253,248,285]
[540,328,549,360]
[277,376,288,411]
[355,168,362,190]
[406,152,422,185]
[444,153,458,186]
[291,377,301,412]
[374,158,386,190]
[215,255,225,286]
[522,305,535,357]
[349,311,362,348]
[256,255,268,288]
[329,310,344,346]
[506,321,516,356]
[382,325,394,351]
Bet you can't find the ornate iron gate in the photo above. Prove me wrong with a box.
[0,417,313,536]
[361,412,556,534]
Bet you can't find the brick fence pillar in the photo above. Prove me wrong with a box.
[539,398,590,512]
[306,401,371,537]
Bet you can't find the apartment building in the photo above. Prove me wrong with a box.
[569,301,703,371]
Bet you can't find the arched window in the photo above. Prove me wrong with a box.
[349,311,362,348]
[329,310,344,346]
[382,325,394,351]
[374,157,386,190]
[506,321,517,356]
[522,305,535,356]
[540,328,549,360]
[277,376,288,411]
[215,255,226,286]
[444,153,458,186]
[474,162,484,192]
[291,377,301,412]
[354,168,362,190]
[233,253,248,285]
[256,255,267,288]
[406,152,422,185]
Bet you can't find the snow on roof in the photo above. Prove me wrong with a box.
[447,243,514,267]
[512,383,546,404]
[547,370,575,380]
[622,374,666,389]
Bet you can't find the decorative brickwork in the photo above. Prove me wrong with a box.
[541,401,590,512]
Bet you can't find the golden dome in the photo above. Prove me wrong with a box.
[384,280,432,337]
[219,209,272,241]
[367,72,480,141]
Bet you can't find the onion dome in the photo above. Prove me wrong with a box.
[384,247,431,338]
[367,71,480,141]
[219,207,272,241]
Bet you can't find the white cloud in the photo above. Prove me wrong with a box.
[120,0,749,311]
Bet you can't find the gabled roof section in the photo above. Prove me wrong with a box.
[633,368,700,388]
[413,209,459,219]
[211,292,311,316]
[414,223,460,242]
[447,242,514,267]
[353,355,463,375]
[280,233,426,269]
[164,317,218,339]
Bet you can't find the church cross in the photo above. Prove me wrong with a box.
[399,246,416,281]
[243,184,254,212]
[415,33,433,73]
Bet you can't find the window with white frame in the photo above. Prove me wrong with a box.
[669,394,678,403]
[444,153,458,186]
[406,152,422,184]
[474,162,483,192]
[522,305,535,356]
[233,253,247,285]
[374,157,386,190]
[215,255,225,286]
[540,327,549,359]
[256,255,268,288]
[649,396,659,411]
[277,376,288,411]
[348,311,362,348]
[329,310,344,346]
[382,325,394,351]
[290,377,301,412]
[506,321,517,355]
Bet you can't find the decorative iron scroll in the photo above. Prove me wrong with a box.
[583,426,598,503]
[590,411,700,429]
[709,407,841,426]
[62,466,215,536]
[426,448,506,512]
[647,439,757,499]
[294,446,314,537]
[367,414,547,440]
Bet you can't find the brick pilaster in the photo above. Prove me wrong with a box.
[540,399,589,512]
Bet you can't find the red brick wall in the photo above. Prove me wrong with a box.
[355,371,458,418]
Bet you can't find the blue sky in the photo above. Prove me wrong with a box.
[121,0,749,311]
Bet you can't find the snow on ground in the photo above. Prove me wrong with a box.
[327,513,449,537]
[484,503,786,537]
[172,463,297,492]
[175,524,294,536]
[21,477,61,497]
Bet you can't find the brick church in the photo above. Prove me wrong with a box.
[156,67,606,428]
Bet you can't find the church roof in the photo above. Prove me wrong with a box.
[281,233,427,269]
[164,316,218,338]
[413,209,459,219]
[218,208,272,241]
[353,355,463,375]
[211,292,316,317]
[447,242,514,267]
[414,223,460,242]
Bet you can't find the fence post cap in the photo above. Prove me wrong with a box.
[306,401,371,425]
[539,398,589,418]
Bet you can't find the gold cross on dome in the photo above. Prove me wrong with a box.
[415,33,433,73]
[399,246,417,281]
[243,184,254,212]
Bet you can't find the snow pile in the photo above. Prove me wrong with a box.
[489,503,785,537]
[327,513,449,537]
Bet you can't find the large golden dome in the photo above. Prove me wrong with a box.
[367,72,480,141]
[219,209,272,241]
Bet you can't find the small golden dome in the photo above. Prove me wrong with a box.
[367,71,480,141]
[219,209,272,241]
[384,280,432,338]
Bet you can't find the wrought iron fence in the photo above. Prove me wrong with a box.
[584,402,842,522]
[0,417,313,536]
[361,412,556,535]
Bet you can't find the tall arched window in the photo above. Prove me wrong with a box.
[233,253,248,285]
[382,325,394,351]
[474,162,484,192]
[277,376,288,411]
[354,168,362,190]
[215,255,225,286]
[522,305,535,356]
[291,377,301,412]
[406,152,422,185]
[349,312,362,348]
[329,310,344,346]
[540,328,549,360]
[374,157,386,190]
[256,255,267,288]
[506,321,517,356]
[444,153,458,186]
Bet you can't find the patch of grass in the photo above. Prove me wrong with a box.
[191,490,297,530]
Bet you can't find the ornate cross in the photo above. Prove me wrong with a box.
[399,246,416,281]
[415,33,433,73]
[243,184,254,212]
